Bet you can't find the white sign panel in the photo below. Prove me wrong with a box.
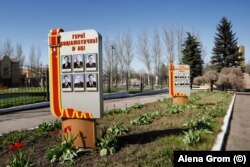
[174,65,191,96]
[60,29,103,118]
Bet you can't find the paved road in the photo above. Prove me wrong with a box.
[225,93,250,150]
[0,93,168,135]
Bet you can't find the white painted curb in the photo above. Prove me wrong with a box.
[212,94,236,151]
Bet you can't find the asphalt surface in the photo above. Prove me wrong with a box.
[0,93,168,135]
[225,93,250,150]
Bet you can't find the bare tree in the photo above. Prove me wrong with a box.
[111,42,119,87]
[201,45,207,64]
[245,60,250,74]
[163,27,175,64]
[217,67,244,91]
[29,45,36,68]
[29,45,41,68]
[195,32,206,64]
[203,70,218,92]
[103,37,113,92]
[152,28,162,86]
[193,76,204,86]
[16,43,25,66]
[3,39,14,57]
[115,33,126,84]
[36,46,41,69]
[137,30,151,86]
[176,25,184,64]
[124,30,134,91]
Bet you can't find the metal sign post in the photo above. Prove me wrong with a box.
[48,28,103,148]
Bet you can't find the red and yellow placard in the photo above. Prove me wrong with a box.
[169,63,190,97]
[49,29,92,119]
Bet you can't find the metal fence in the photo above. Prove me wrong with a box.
[0,64,168,109]
[0,65,49,109]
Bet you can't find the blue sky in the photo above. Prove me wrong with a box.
[0,0,249,70]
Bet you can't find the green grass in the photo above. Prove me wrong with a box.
[0,87,48,109]
[0,96,47,109]
[0,87,46,93]
[0,91,233,167]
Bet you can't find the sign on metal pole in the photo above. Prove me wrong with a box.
[49,29,103,119]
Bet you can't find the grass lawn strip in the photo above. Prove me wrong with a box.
[0,91,232,167]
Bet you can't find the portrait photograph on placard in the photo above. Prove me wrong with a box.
[61,74,72,92]
[73,74,85,91]
[86,53,97,71]
[61,55,72,72]
[73,54,84,72]
[86,73,98,91]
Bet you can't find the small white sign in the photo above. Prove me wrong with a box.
[174,65,191,96]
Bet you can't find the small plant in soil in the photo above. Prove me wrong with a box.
[183,130,201,145]
[107,122,129,136]
[130,113,153,125]
[46,126,82,164]
[7,141,32,167]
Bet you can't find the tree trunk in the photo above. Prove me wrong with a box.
[148,73,150,86]
[126,71,129,91]
[108,74,111,93]
[210,81,214,92]
[151,75,154,90]
[155,75,158,86]
[140,76,143,92]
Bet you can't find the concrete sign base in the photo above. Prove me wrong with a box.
[173,96,188,105]
[61,118,96,148]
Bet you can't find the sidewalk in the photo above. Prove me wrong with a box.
[0,93,168,135]
[225,93,250,150]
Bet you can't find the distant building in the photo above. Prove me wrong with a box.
[238,45,245,70]
[0,55,20,87]
[21,66,48,87]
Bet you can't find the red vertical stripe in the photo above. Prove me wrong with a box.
[52,48,61,117]
[169,63,175,97]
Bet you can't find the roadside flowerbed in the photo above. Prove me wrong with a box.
[0,91,232,167]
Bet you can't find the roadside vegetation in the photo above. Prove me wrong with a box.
[0,91,232,167]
